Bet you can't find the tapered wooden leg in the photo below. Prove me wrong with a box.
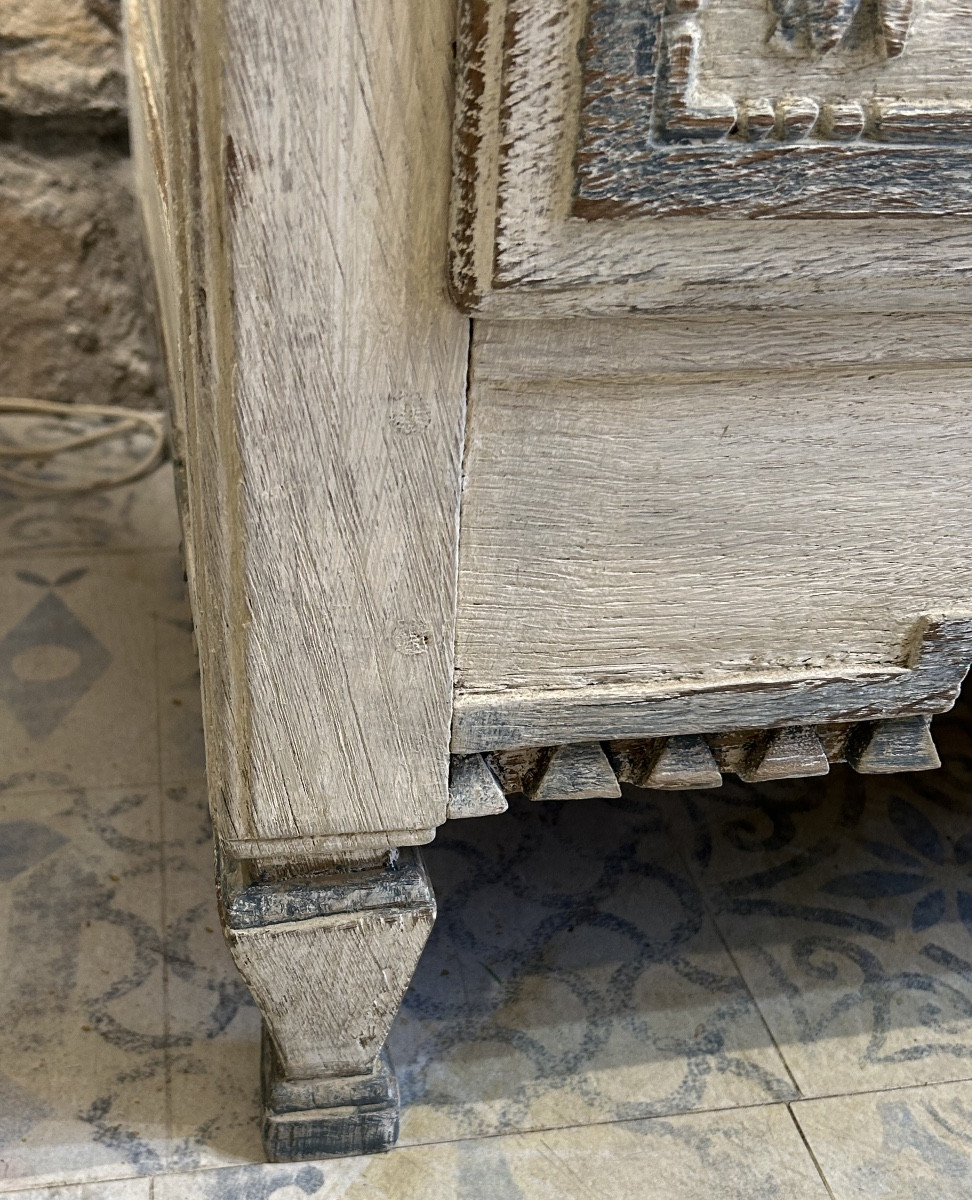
[216,844,436,1160]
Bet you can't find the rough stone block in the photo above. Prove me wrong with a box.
[0,0,126,133]
[0,145,164,410]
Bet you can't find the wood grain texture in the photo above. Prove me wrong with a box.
[231,908,434,1077]
[221,848,436,1080]
[447,753,509,819]
[575,0,972,216]
[471,315,972,379]
[611,734,724,790]
[126,0,469,856]
[450,0,972,314]
[454,621,972,750]
[737,725,831,782]
[453,329,972,752]
[479,714,948,797]
[222,852,434,930]
[769,0,884,55]
[708,0,960,93]
[846,714,941,772]
[576,143,972,220]
[262,1037,400,1161]
[531,742,621,802]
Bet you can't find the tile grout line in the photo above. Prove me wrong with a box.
[153,609,175,1157]
[789,1073,972,1105]
[787,1103,838,1200]
[397,1066,972,1153]
[658,794,805,1101]
[0,780,164,801]
[0,1095,875,1194]
[7,1069,972,1192]
[398,1097,795,1152]
[706,907,804,1099]
[107,1071,972,1180]
[115,1097,842,1185]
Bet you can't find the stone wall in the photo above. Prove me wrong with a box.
[0,0,165,409]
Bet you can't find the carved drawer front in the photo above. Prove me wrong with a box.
[450,0,972,314]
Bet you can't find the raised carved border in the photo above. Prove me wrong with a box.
[446,614,972,818]
[574,0,972,218]
[448,0,972,315]
[448,713,943,819]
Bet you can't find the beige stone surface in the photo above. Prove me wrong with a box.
[151,1107,831,1199]
[0,145,164,410]
[794,1081,972,1200]
[0,0,125,129]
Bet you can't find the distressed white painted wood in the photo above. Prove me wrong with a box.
[453,338,972,752]
[847,715,941,773]
[738,726,831,782]
[471,316,972,381]
[219,846,436,1159]
[643,736,724,791]
[531,742,621,802]
[125,0,469,858]
[127,0,972,1167]
[224,875,434,1081]
[450,0,972,315]
[447,754,509,819]
[478,718,947,799]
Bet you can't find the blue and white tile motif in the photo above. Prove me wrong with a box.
[393,793,796,1143]
[0,781,168,1186]
[0,571,110,739]
[665,709,972,1096]
[5,433,972,1195]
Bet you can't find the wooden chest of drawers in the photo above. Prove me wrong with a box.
[126,0,972,1159]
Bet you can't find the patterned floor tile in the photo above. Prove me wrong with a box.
[392,794,796,1145]
[7,458,972,1196]
[0,559,163,792]
[0,786,168,1193]
[154,558,205,789]
[0,418,179,558]
[148,786,795,1167]
[154,1103,829,1200]
[661,697,972,1097]
[7,1181,152,1199]
[794,1079,972,1199]
[160,783,262,1172]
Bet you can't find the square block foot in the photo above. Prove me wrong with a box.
[261,1029,400,1161]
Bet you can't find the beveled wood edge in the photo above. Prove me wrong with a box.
[221,828,437,868]
[450,614,972,754]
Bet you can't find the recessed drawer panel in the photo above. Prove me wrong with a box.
[450,0,972,315]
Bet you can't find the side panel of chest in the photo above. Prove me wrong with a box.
[452,319,972,754]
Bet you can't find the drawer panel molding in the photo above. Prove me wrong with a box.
[451,614,972,755]
[450,0,972,313]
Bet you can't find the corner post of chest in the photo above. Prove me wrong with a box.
[216,840,436,1160]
